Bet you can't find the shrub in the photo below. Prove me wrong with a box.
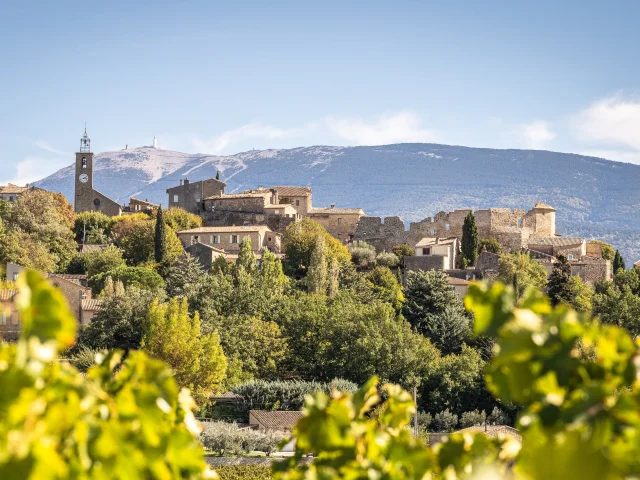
[348,241,377,268]
[431,409,458,432]
[90,265,165,294]
[487,406,511,426]
[459,409,487,428]
[200,421,285,456]
[215,465,272,480]
[392,244,414,261]
[478,237,503,254]
[375,251,399,267]
[66,345,102,372]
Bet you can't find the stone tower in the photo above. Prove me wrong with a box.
[528,202,556,237]
[74,127,94,213]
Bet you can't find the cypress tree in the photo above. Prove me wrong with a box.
[461,212,479,266]
[547,255,573,306]
[216,170,221,180]
[613,249,626,273]
[307,235,327,294]
[154,206,167,264]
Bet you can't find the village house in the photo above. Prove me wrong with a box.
[249,410,304,432]
[403,237,459,276]
[526,237,587,260]
[176,226,282,254]
[167,177,226,214]
[306,205,366,243]
[0,184,35,202]
[270,186,312,218]
[204,190,278,214]
[0,289,20,340]
[125,198,160,213]
[184,243,226,271]
[6,263,100,327]
[447,276,470,299]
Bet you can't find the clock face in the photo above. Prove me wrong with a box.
[79,174,89,184]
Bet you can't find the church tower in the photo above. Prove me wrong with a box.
[74,127,94,213]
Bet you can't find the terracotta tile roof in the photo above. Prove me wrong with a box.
[80,244,108,253]
[528,237,585,247]
[0,184,30,195]
[415,237,458,248]
[249,410,304,430]
[271,186,312,197]
[532,202,556,211]
[446,276,470,286]
[0,289,18,301]
[178,226,275,234]
[205,192,271,201]
[308,207,365,215]
[129,197,160,207]
[82,299,103,311]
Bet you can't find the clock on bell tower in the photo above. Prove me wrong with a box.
[74,126,94,213]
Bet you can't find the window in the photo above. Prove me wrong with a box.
[230,235,238,244]
[0,312,6,325]
[191,235,200,244]
[173,194,179,203]
[517,218,523,228]
[12,272,19,282]
[422,247,431,255]
[568,254,574,260]
[430,228,435,236]
[268,236,272,242]
[296,200,300,206]
[445,224,450,231]
[338,218,343,225]
[82,157,87,169]
[211,235,220,244]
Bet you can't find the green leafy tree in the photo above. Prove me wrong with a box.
[154,205,167,264]
[392,244,415,262]
[89,265,165,295]
[283,218,350,273]
[593,282,640,337]
[84,244,126,279]
[163,207,203,232]
[497,251,548,298]
[478,237,503,254]
[588,239,615,260]
[235,237,256,274]
[306,235,327,294]
[73,211,114,242]
[348,240,377,268]
[143,297,227,400]
[0,270,211,479]
[461,211,479,266]
[166,254,205,302]
[402,270,471,354]
[366,266,404,311]
[112,217,183,266]
[257,249,289,297]
[613,249,626,273]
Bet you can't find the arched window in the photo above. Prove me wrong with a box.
[82,157,87,169]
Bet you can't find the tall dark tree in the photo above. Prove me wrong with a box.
[154,206,167,264]
[613,249,626,273]
[547,255,572,306]
[461,212,479,266]
[216,170,221,180]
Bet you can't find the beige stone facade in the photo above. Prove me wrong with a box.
[355,202,558,253]
[413,237,458,270]
[167,178,226,214]
[126,198,159,213]
[307,206,366,243]
[205,192,276,214]
[271,186,312,218]
[0,184,34,202]
[177,226,282,254]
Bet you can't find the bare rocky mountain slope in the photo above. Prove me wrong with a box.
[34,143,640,262]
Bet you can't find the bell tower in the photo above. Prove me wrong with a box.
[74,126,94,213]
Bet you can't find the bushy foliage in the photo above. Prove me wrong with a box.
[487,406,510,426]
[215,465,272,480]
[366,266,404,311]
[84,244,127,279]
[283,218,350,272]
[348,240,377,268]
[478,237,503,254]
[74,211,114,241]
[90,265,165,294]
[461,211,478,266]
[164,207,203,232]
[66,345,103,372]
[200,421,286,456]
[497,251,547,298]
[431,409,459,432]
[0,270,211,479]
[375,251,399,267]
[392,244,415,261]
[112,216,183,266]
[459,409,487,428]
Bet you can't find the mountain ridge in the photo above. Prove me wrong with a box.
[34,142,640,261]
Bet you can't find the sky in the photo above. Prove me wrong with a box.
[1,0,640,184]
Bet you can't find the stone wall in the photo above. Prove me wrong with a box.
[570,258,611,284]
[354,204,556,253]
[167,179,225,214]
[404,255,448,274]
[207,196,269,214]
[203,211,295,234]
[307,212,363,243]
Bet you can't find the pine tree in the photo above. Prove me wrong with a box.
[613,249,626,273]
[461,212,479,266]
[307,235,327,294]
[216,170,221,180]
[547,255,573,306]
[154,206,167,264]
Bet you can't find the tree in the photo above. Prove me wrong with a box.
[478,237,503,254]
[143,298,227,400]
[83,244,126,279]
[216,170,221,180]
[348,240,377,268]
[77,286,157,351]
[0,271,211,479]
[366,266,404,311]
[283,218,350,273]
[547,255,572,306]
[163,207,203,232]
[593,283,640,337]
[392,244,414,262]
[306,236,327,294]
[113,218,183,266]
[497,251,548,298]
[257,249,289,297]
[74,211,114,243]
[165,253,205,301]
[375,252,400,268]
[613,249,626,273]
[402,270,471,354]
[461,211,479,266]
[154,205,167,264]
[236,237,256,274]
[89,265,165,295]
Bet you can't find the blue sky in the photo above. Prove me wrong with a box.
[2,0,640,183]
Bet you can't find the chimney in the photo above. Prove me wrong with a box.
[179,179,183,186]
[184,178,190,185]
[330,203,335,209]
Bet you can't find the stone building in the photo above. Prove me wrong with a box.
[74,128,123,217]
[355,202,557,253]
[404,237,458,273]
[526,237,587,260]
[167,178,226,214]
[176,226,282,254]
[126,198,160,213]
[270,186,312,218]
[0,184,36,202]
[184,243,226,271]
[204,191,278,214]
[307,205,366,243]
[249,410,304,432]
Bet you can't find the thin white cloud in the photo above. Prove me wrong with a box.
[1,156,69,185]
[326,111,442,145]
[192,123,312,154]
[572,96,640,161]
[519,121,556,149]
[32,139,68,156]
